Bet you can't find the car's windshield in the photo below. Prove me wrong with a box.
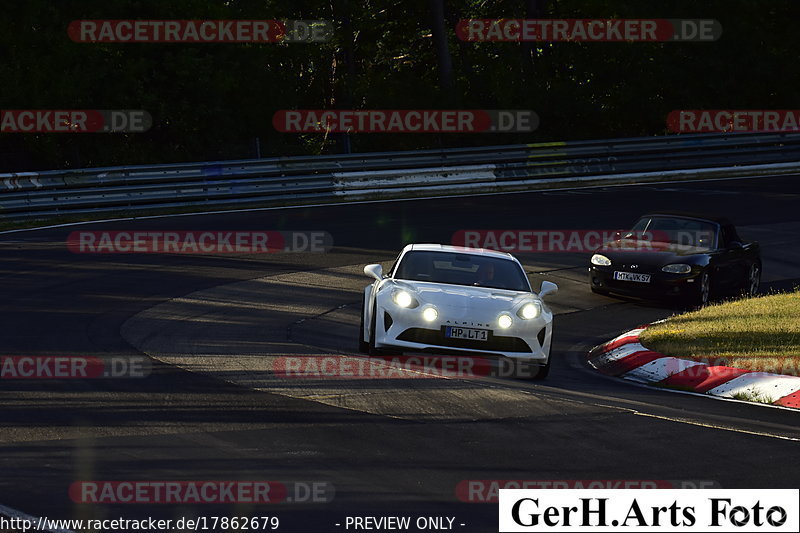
[627,216,718,251]
[394,251,530,292]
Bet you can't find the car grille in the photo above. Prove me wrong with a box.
[614,263,657,274]
[396,328,533,353]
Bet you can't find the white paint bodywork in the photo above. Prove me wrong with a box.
[362,244,554,364]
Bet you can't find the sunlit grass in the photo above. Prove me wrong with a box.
[639,291,800,376]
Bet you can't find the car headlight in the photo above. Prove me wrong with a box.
[498,314,513,329]
[591,254,612,266]
[422,307,438,322]
[392,289,418,308]
[517,302,541,320]
[662,264,692,274]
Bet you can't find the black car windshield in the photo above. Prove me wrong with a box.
[394,251,530,291]
[627,216,718,251]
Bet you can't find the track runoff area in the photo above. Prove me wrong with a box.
[0,175,799,533]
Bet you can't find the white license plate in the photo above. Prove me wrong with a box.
[445,326,489,341]
[614,271,651,283]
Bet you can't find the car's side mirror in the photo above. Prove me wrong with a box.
[364,264,384,281]
[539,280,558,298]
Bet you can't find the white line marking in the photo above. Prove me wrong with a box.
[629,410,800,442]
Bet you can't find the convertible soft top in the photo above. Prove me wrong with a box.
[640,211,734,226]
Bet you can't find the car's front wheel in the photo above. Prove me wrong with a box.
[744,262,761,297]
[358,299,369,354]
[367,304,379,355]
[367,305,389,356]
[691,270,711,308]
[532,358,551,380]
[590,285,609,296]
[513,358,550,380]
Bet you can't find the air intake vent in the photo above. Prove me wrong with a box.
[537,327,546,347]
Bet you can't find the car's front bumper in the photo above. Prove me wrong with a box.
[373,303,552,363]
[588,266,700,299]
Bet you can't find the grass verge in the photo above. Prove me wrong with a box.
[639,290,800,376]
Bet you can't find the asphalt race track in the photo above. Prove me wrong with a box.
[1,175,799,532]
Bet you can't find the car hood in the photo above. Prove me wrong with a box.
[600,240,708,266]
[393,280,535,310]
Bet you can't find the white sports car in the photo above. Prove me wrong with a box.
[358,244,557,379]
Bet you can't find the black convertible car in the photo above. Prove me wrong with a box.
[588,212,761,306]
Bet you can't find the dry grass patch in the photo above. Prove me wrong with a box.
[639,291,800,376]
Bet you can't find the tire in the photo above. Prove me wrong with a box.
[514,358,550,380]
[367,308,402,356]
[533,324,555,380]
[358,299,369,354]
[744,263,761,297]
[528,325,554,380]
[532,357,551,380]
[367,306,381,356]
[591,286,609,296]
[692,270,711,308]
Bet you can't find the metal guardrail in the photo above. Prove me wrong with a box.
[2,132,800,220]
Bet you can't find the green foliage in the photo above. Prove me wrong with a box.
[1,0,798,169]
